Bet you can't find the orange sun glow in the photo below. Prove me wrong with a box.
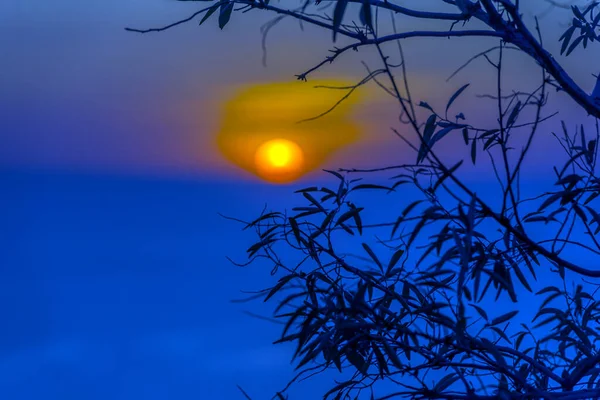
[215,80,366,184]
[254,138,304,183]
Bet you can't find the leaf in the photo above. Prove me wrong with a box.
[335,207,363,231]
[352,184,394,192]
[346,350,368,375]
[303,192,326,211]
[246,237,277,257]
[586,205,600,234]
[507,258,532,292]
[469,303,489,321]
[462,286,472,301]
[293,207,322,219]
[244,212,281,230]
[556,173,582,186]
[480,128,500,138]
[391,200,423,237]
[483,134,496,151]
[289,217,302,245]
[479,338,506,367]
[218,2,233,29]
[584,191,599,205]
[371,343,388,377]
[506,101,521,127]
[359,0,373,30]
[560,25,576,54]
[362,243,383,271]
[573,203,588,222]
[566,35,584,56]
[382,341,403,369]
[295,186,319,193]
[386,248,404,275]
[417,114,437,163]
[199,3,220,26]
[587,139,596,164]
[532,315,559,329]
[538,192,562,211]
[435,373,460,392]
[471,137,477,164]
[311,211,334,239]
[423,114,437,143]
[539,292,561,311]
[515,332,527,350]
[430,126,458,146]
[490,326,511,343]
[446,83,470,114]
[407,216,427,246]
[350,207,363,235]
[419,101,434,111]
[489,310,519,326]
[332,0,349,42]
[265,274,295,302]
[532,307,564,323]
[524,216,547,223]
[324,169,344,180]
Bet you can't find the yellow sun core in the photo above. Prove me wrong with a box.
[255,138,304,183]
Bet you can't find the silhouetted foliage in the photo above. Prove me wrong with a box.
[128,1,600,399]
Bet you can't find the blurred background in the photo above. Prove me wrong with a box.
[1,0,599,398]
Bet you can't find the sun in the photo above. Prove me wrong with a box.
[215,80,366,183]
[254,138,304,183]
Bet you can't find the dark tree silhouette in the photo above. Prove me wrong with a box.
[128,1,600,399]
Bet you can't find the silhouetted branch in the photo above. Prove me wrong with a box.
[129,1,600,398]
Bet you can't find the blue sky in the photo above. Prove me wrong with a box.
[2,0,600,399]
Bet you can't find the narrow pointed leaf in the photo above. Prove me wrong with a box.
[446,83,469,114]
[490,310,519,326]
